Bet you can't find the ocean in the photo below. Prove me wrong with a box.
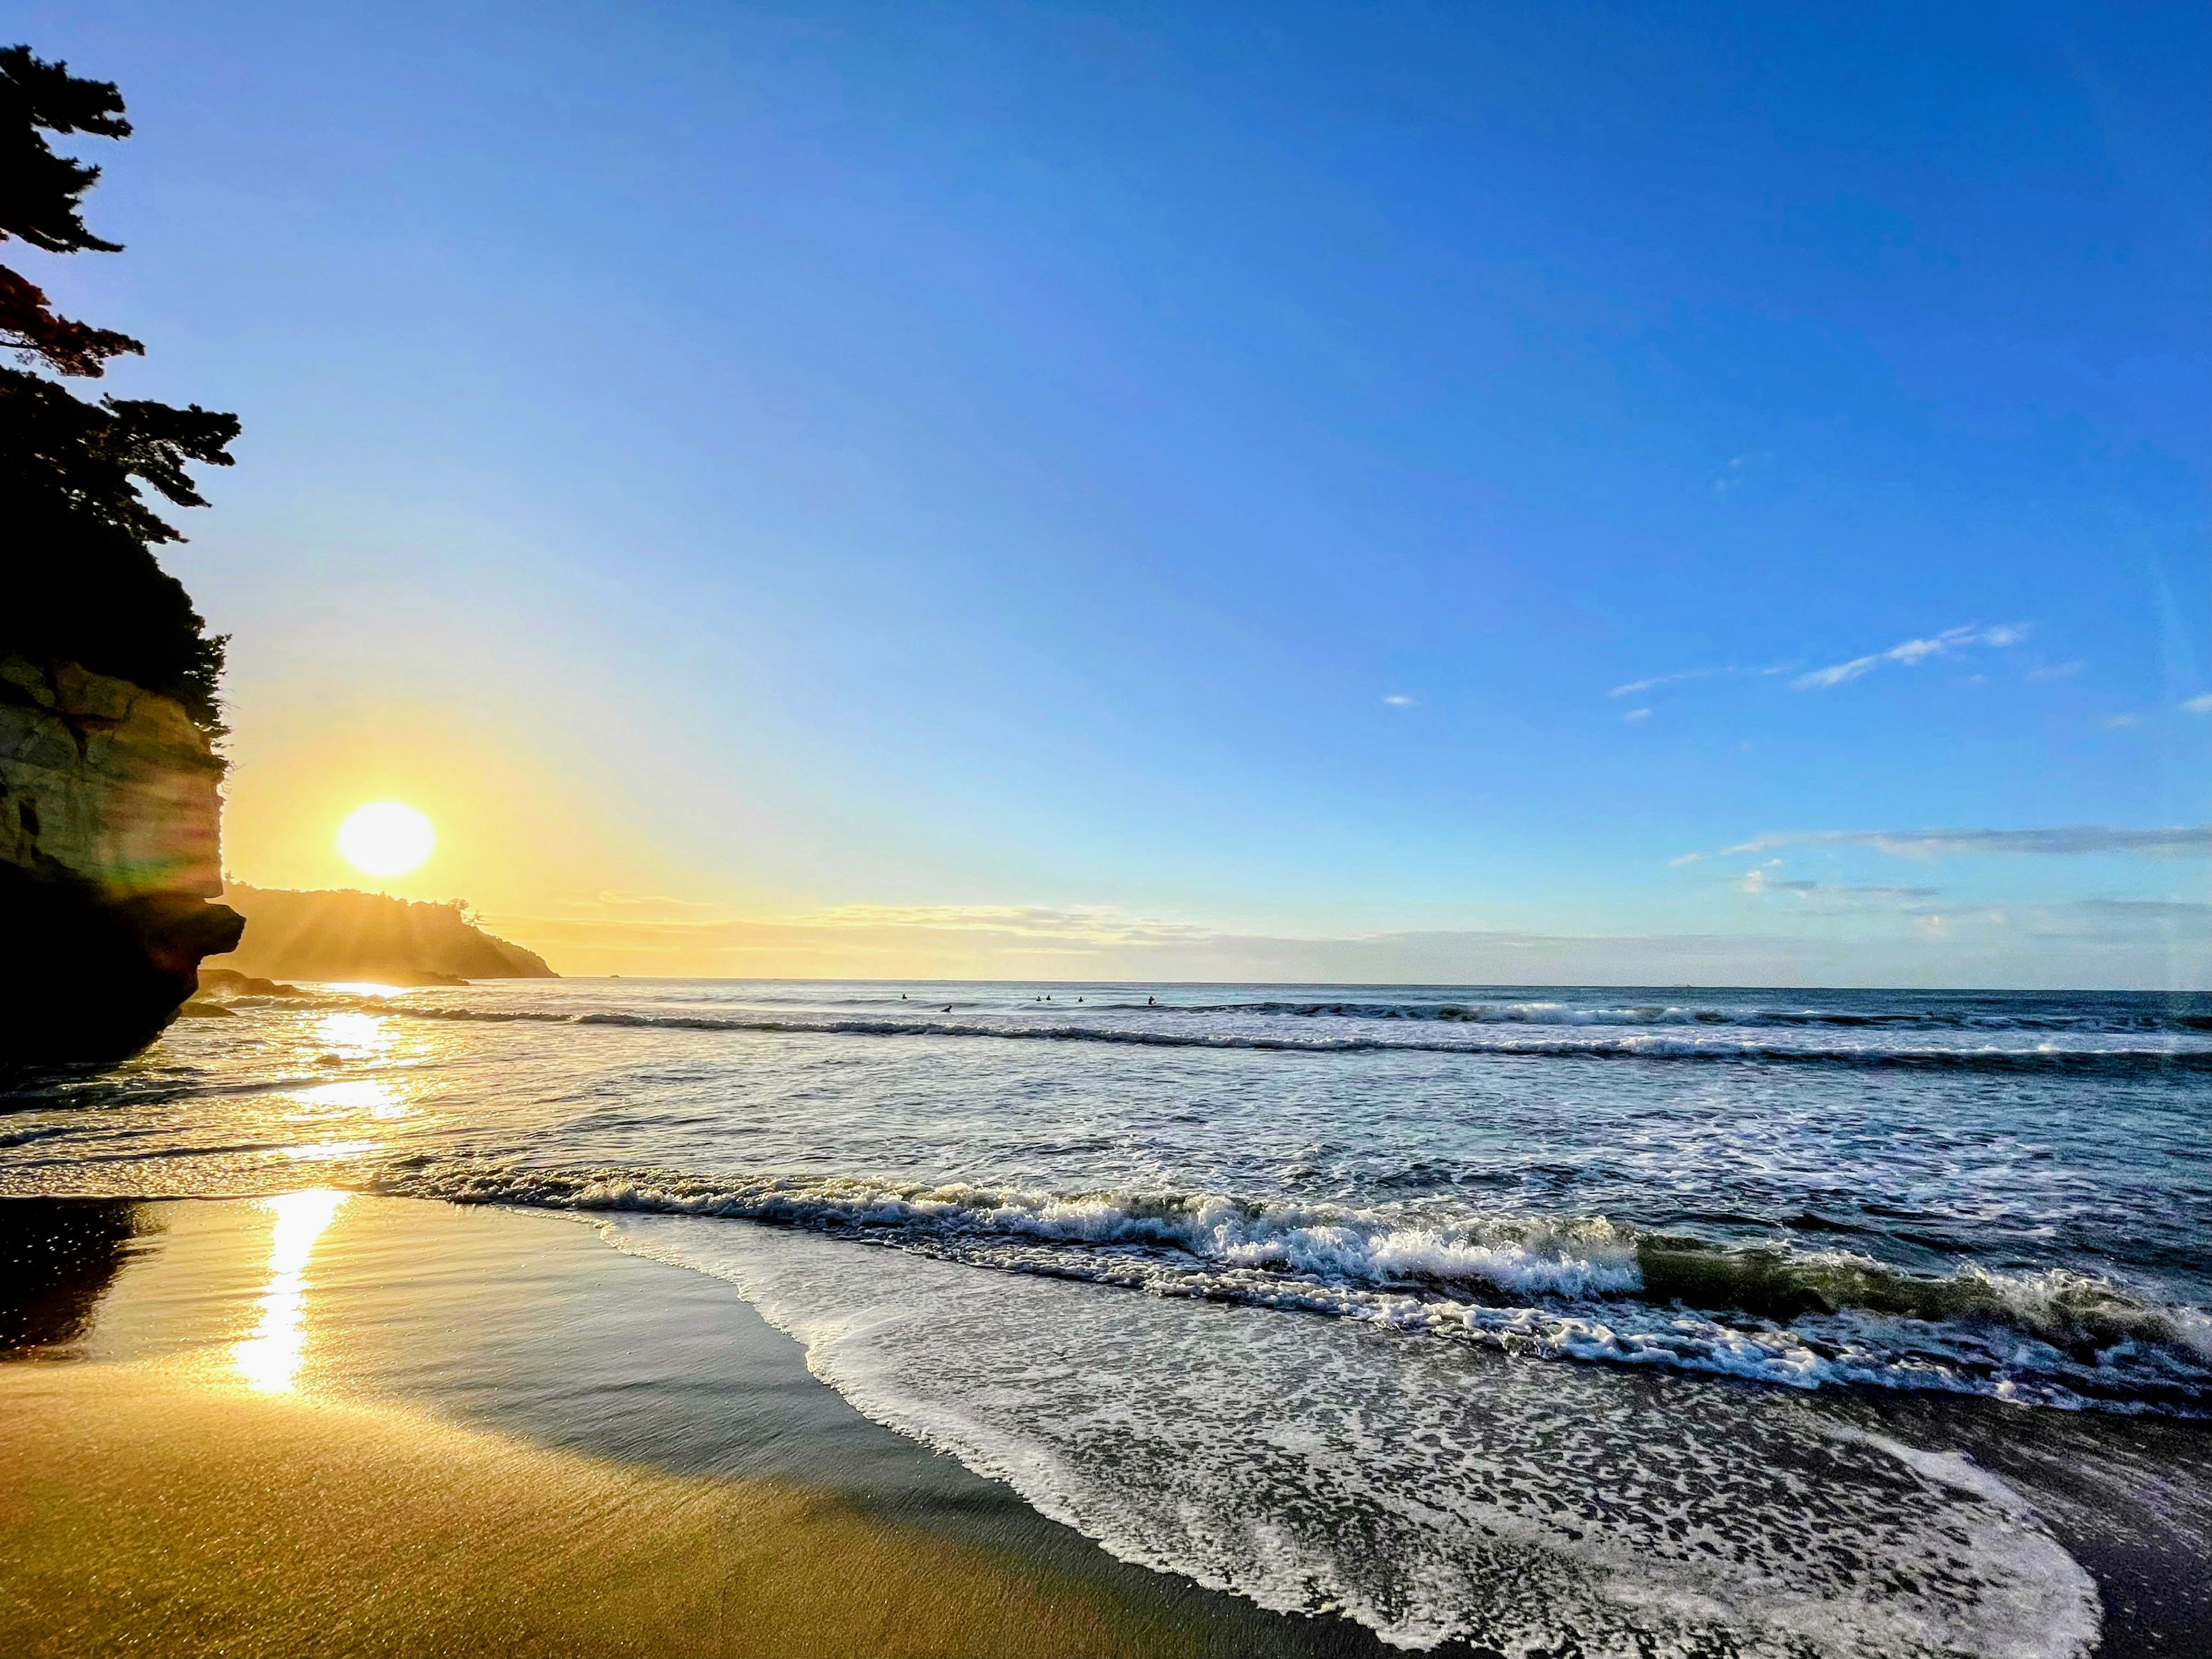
[7,978,2210,1654]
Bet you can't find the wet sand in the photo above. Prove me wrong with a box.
[1,1365,1170,1658]
[7,1191,2209,1656]
[0,1194,1381,1658]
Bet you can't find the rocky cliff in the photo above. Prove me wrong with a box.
[1,654,244,1063]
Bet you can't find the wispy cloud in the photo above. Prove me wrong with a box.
[2183,693,2212,715]
[1791,623,2031,692]
[1382,694,1415,707]
[2068,898,2212,923]
[1609,668,1714,699]
[1622,706,1652,724]
[1738,866,1941,907]
[586,891,729,914]
[475,897,2207,987]
[1738,866,1807,896]
[1607,662,1794,699]
[2025,661,2085,683]
[1724,825,2212,859]
[1710,452,1771,498]
[2104,713,2142,730]
[1914,908,2010,939]
[490,899,1236,964]
[805,903,1225,947]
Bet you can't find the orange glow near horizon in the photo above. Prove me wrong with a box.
[215,702,684,922]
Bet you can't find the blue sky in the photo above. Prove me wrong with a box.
[24,0,2211,983]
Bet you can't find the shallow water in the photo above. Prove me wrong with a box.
[6,978,2209,1652]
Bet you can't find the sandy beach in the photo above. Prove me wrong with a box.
[0,1193,1378,1658]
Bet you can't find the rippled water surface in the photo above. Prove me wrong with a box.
[7,978,2209,1652]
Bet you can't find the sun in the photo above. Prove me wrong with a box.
[336,801,437,877]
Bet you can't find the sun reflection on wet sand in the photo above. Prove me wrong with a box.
[232,1190,349,1393]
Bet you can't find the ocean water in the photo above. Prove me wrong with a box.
[7,978,2210,1654]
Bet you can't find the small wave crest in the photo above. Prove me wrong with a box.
[287,997,2210,1073]
[1097,997,2212,1035]
[376,1157,2212,1412]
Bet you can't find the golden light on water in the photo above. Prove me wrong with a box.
[232,1189,348,1393]
[336,801,437,877]
[292,1079,410,1120]
[315,1010,395,1055]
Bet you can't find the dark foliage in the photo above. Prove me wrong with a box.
[0,45,137,373]
[0,264,139,377]
[1,45,236,730]
[0,43,131,255]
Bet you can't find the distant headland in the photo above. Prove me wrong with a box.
[204,886,555,987]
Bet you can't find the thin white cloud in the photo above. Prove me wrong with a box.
[1725,871,1937,911]
[1710,451,1771,498]
[1738,867,1804,896]
[806,903,1225,947]
[1609,668,1713,698]
[1382,694,1415,707]
[476,903,2208,988]
[2104,714,2143,730]
[2183,692,2212,715]
[589,891,729,914]
[1623,707,1652,723]
[1791,623,2031,692]
[2069,898,2212,922]
[1604,661,1802,702]
[1725,825,2212,859]
[1737,866,1941,907]
[2025,661,2085,683]
[1915,908,2011,939]
[1667,852,1705,868]
[505,900,1233,954]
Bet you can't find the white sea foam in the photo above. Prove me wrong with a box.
[596,1214,2104,1657]
[380,1156,2212,1411]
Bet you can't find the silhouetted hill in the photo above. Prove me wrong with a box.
[207,885,555,984]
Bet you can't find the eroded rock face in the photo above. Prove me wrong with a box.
[1,655,245,1063]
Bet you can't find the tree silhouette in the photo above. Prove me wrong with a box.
[1,44,238,729]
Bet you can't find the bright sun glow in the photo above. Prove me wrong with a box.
[336,801,437,876]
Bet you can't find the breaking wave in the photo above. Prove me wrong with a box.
[376,1157,2212,1414]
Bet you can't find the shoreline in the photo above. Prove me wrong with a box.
[0,1192,1385,1658]
[6,1186,2209,1655]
